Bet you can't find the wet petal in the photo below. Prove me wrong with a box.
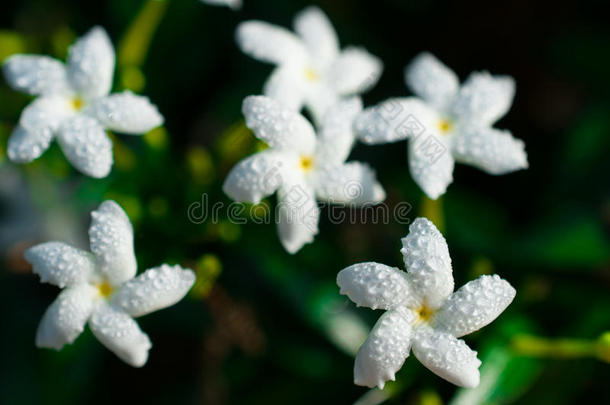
[337,262,416,310]
[405,52,459,111]
[451,126,528,175]
[25,242,96,288]
[89,304,152,367]
[433,275,516,337]
[57,115,113,178]
[86,91,163,134]
[67,26,115,100]
[242,95,316,154]
[354,309,414,389]
[3,55,69,96]
[400,218,454,309]
[35,284,97,350]
[412,329,481,388]
[88,200,137,285]
[113,264,195,318]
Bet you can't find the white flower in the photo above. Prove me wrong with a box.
[337,217,516,388]
[223,95,385,254]
[355,52,528,199]
[3,26,164,178]
[236,6,382,124]
[24,200,195,367]
[200,0,242,10]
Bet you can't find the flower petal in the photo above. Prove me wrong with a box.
[57,115,113,178]
[263,67,306,111]
[223,150,288,204]
[200,0,242,9]
[2,55,70,96]
[7,126,53,164]
[67,26,115,100]
[400,218,453,309]
[451,126,528,174]
[88,200,137,286]
[113,264,195,318]
[236,21,307,66]
[354,98,437,144]
[337,262,416,310]
[89,304,152,367]
[354,308,414,389]
[433,275,516,338]
[316,97,362,164]
[35,284,97,350]
[25,242,96,288]
[451,72,515,127]
[405,52,459,111]
[408,132,455,200]
[242,95,316,153]
[8,96,72,163]
[19,95,72,131]
[86,91,163,134]
[412,329,481,388]
[329,47,382,95]
[293,6,339,65]
[277,182,320,254]
[304,85,341,126]
[313,161,385,205]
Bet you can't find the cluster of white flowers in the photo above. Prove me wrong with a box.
[2,4,524,386]
[224,7,522,388]
[225,7,385,253]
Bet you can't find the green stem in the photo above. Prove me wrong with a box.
[511,333,610,363]
[117,0,169,91]
[118,0,168,67]
[420,195,444,233]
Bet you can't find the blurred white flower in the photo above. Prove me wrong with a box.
[25,200,195,367]
[337,217,516,388]
[236,7,382,124]
[223,95,385,254]
[201,0,242,10]
[355,52,528,199]
[3,26,164,178]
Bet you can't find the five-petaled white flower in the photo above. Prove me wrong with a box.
[200,0,242,10]
[3,26,164,178]
[223,95,385,254]
[236,7,382,124]
[337,217,516,388]
[25,200,195,367]
[355,52,528,199]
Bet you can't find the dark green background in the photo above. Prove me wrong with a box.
[1,0,609,404]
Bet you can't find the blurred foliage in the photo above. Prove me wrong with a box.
[1,0,609,404]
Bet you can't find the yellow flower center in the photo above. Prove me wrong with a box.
[416,305,434,323]
[299,155,314,172]
[97,282,114,298]
[437,118,453,134]
[71,97,84,111]
[304,68,319,82]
